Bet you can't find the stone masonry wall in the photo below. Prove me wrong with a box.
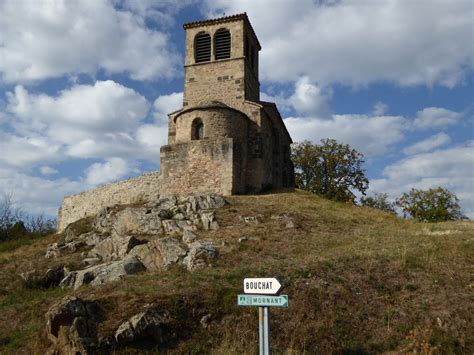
[160,139,235,195]
[57,172,162,232]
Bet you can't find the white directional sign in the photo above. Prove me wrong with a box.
[243,277,282,295]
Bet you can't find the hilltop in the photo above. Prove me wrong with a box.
[0,190,472,354]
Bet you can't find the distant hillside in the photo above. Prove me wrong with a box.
[0,190,472,354]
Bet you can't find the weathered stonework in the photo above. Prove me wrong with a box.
[57,13,294,232]
[58,172,162,232]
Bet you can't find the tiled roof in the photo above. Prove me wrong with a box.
[183,13,261,49]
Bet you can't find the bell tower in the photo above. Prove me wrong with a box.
[182,13,261,109]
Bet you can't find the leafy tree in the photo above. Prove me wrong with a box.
[395,187,466,222]
[291,139,369,202]
[360,192,396,214]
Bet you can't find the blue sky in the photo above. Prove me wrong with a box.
[0,0,473,218]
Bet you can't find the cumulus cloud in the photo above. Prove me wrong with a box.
[0,133,61,168]
[403,132,451,155]
[371,142,474,218]
[204,0,473,87]
[85,158,135,185]
[0,168,84,216]
[285,114,408,157]
[4,80,153,163]
[0,0,179,83]
[413,107,463,129]
[287,77,332,116]
[153,92,183,122]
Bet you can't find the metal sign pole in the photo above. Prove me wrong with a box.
[259,307,264,355]
[263,306,270,355]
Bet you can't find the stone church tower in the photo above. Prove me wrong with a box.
[160,13,294,194]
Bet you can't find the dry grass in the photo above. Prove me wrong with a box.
[0,190,473,354]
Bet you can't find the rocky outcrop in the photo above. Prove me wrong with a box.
[114,307,171,345]
[46,297,104,354]
[183,240,219,271]
[60,256,146,290]
[45,193,225,289]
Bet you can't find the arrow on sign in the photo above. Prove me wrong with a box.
[244,278,282,295]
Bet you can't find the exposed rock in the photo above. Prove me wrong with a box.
[113,207,163,236]
[60,256,146,289]
[128,243,161,271]
[271,213,296,228]
[182,230,198,244]
[238,236,248,243]
[46,296,104,354]
[200,211,219,230]
[155,237,187,268]
[200,313,212,329]
[114,307,171,345]
[87,235,145,263]
[20,266,69,289]
[45,243,60,259]
[183,240,219,271]
[239,215,263,225]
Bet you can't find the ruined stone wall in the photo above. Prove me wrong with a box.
[57,172,162,232]
[160,139,236,195]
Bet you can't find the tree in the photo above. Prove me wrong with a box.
[360,192,396,214]
[0,193,56,241]
[291,139,369,202]
[395,187,466,222]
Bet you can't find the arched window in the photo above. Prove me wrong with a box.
[194,32,211,63]
[191,118,204,140]
[214,28,231,60]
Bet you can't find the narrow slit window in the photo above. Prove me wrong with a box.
[194,32,211,63]
[192,118,204,140]
[214,28,231,60]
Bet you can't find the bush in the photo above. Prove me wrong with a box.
[395,187,466,222]
[360,192,396,214]
[0,193,56,241]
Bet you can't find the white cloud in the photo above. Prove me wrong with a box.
[371,142,474,218]
[205,0,473,87]
[39,166,59,176]
[403,132,451,155]
[413,107,462,129]
[0,168,84,216]
[153,92,183,122]
[85,158,135,185]
[285,114,408,157]
[0,133,61,168]
[0,0,179,83]
[287,77,332,116]
[372,102,388,116]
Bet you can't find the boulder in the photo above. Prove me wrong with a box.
[46,296,104,354]
[199,211,219,230]
[155,237,187,268]
[183,240,219,271]
[87,235,145,262]
[60,256,146,290]
[114,307,171,345]
[112,207,163,236]
[182,230,197,244]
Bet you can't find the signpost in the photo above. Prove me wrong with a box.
[243,277,282,295]
[238,278,288,355]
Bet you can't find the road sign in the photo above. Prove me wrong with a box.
[237,294,289,308]
[243,277,282,295]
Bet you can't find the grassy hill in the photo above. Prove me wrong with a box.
[0,190,472,354]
